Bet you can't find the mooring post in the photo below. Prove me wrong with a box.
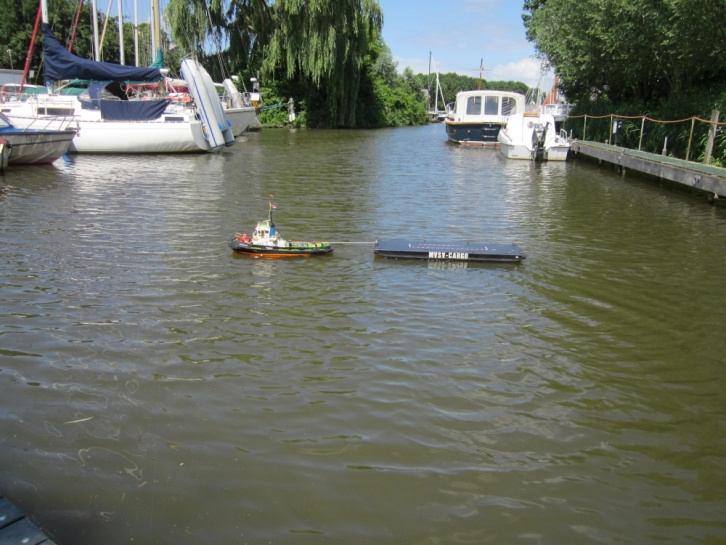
[638,117,645,151]
[686,117,696,161]
[662,136,668,156]
[583,116,587,141]
[608,115,613,145]
[704,110,720,165]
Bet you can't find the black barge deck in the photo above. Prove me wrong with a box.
[0,496,57,545]
[374,239,525,263]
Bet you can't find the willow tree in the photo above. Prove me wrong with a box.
[166,0,270,78]
[262,0,383,128]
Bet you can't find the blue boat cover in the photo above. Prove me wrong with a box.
[100,98,169,121]
[42,24,162,83]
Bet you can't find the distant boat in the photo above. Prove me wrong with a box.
[540,75,572,131]
[427,71,447,123]
[0,112,75,166]
[497,111,570,161]
[444,90,526,146]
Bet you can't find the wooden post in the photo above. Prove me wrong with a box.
[685,117,695,161]
[704,110,720,165]
[662,136,668,156]
[638,117,645,151]
[608,115,613,145]
[583,116,587,141]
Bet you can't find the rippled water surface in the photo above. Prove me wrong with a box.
[2,125,726,544]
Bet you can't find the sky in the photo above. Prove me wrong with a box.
[100,0,552,89]
[378,0,553,89]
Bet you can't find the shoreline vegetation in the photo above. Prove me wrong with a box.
[1,0,724,163]
[0,0,530,130]
[523,0,726,166]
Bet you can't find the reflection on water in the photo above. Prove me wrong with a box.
[1,125,726,545]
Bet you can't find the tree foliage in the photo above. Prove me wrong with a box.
[261,0,383,128]
[165,0,270,78]
[0,0,164,81]
[0,0,95,77]
[402,70,529,107]
[523,0,726,103]
[355,37,427,127]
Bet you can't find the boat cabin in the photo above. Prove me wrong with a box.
[447,90,525,124]
[444,90,526,145]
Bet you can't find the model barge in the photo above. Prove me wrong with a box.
[374,239,524,263]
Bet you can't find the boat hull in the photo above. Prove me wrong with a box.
[5,112,211,154]
[70,119,209,153]
[1,129,76,164]
[498,141,569,161]
[445,121,503,146]
[225,107,258,137]
[229,239,333,258]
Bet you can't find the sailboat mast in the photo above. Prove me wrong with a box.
[427,50,432,112]
[151,0,162,64]
[133,0,139,66]
[91,0,100,60]
[117,0,125,64]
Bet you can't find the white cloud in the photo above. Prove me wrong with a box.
[395,54,555,93]
[488,57,553,90]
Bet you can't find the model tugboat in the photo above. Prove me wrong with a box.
[229,202,333,257]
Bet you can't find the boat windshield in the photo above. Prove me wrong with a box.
[502,96,518,115]
[485,96,499,115]
[466,96,481,115]
[0,113,12,129]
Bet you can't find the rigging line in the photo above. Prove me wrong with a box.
[326,241,377,245]
[204,1,229,81]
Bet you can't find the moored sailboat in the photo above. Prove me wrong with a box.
[3,1,231,154]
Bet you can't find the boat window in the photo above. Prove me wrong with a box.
[484,96,499,115]
[502,97,517,115]
[466,96,481,115]
[37,107,75,116]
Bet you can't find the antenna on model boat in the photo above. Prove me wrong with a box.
[268,198,277,227]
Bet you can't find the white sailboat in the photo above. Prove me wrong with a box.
[426,53,447,122]
[3,0,231,153]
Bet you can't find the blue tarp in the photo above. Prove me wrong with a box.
[78,81,169,120]
[100,99,170,121]
[42,24,162,83]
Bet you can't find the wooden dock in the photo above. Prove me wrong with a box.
[570,140,726,199]
[0,496,57,545]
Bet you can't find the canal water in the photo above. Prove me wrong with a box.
[1,124,725,544]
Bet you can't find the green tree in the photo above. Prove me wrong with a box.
[523,0,726,103]
[0,0,94,80]
[262,0,383,127]
[356,36,427,127]
[166,0,271,78]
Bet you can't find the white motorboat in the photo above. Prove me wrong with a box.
[445,90,526,145]
[497,111,570,161]
[219,78,259,136]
